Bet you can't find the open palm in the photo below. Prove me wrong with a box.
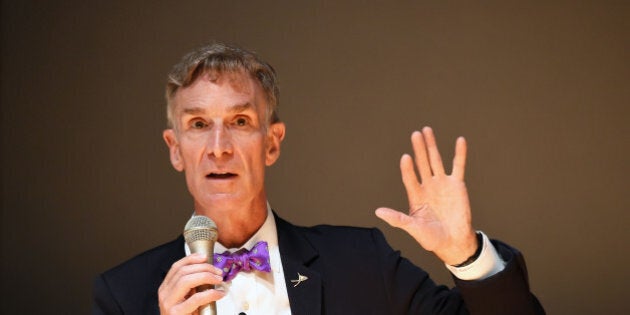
[376,127,477,265]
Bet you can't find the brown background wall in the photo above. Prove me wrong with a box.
[1,1,628,314]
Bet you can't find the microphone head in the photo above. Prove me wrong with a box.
[183,215,218,244]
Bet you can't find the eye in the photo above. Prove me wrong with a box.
[235,117,248,126]
[191,120,207,129]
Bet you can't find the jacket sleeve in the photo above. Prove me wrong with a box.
[373,229,545,314]
[453,240,546,315]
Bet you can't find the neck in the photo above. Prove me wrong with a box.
[195,199,268,248]
[216,210,267,248]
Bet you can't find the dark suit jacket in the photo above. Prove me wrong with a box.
[93,215,544,314]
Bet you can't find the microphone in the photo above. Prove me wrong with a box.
[184,215,219,315]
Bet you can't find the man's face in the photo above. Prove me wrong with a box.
[163,71,285,216]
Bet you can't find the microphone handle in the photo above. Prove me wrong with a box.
[199,301,216,315]
[189,240,217,315]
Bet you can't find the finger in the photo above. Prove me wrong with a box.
[375,207,413,230]
[421,126,445,176]
[411,131,432,181]
[163,253,209,286]
[176,270,224,293]
[173,289,226,315]
[451,136,467,180]
[400,154,424,207]
[163,256,218,294]
[173,263,223,284]
[162,270,224,309]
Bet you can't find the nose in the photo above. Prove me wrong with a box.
[207,124,233,158]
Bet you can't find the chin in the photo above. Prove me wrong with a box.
[196,192,246,213]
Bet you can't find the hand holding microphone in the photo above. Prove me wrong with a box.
[158,215,224,315]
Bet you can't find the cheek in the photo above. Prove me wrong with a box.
[179,138,207,163]
[238,137,267,170]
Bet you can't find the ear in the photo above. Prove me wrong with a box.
[265,122,286,166]
[163,129,184,172]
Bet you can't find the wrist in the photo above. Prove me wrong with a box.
[450,231,483,267]
[445,231,506,280]
[436,230,479,265]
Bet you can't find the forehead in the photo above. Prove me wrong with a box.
[173,70,267,116]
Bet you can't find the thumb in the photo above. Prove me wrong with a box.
[375,207,412,230]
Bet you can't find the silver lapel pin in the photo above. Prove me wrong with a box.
[290,272,308,287]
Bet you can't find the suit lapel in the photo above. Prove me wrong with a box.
[275,214,322,315]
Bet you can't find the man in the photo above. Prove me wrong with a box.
[93,43,544,314]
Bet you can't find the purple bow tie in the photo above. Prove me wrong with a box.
[213,241,271,282]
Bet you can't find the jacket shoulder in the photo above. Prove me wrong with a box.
[92,236,184,314]
[102,236,184,280]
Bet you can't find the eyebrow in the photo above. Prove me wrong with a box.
[229,102,254,113]
[181,103,254,116]
[182,107,205,116]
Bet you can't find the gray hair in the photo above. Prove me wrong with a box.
[165,42,280,129]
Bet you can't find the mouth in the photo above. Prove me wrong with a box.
[206,172,237,179]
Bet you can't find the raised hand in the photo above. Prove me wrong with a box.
[375,127,478,265]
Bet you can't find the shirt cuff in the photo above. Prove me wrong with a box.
[445,231,506,280]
